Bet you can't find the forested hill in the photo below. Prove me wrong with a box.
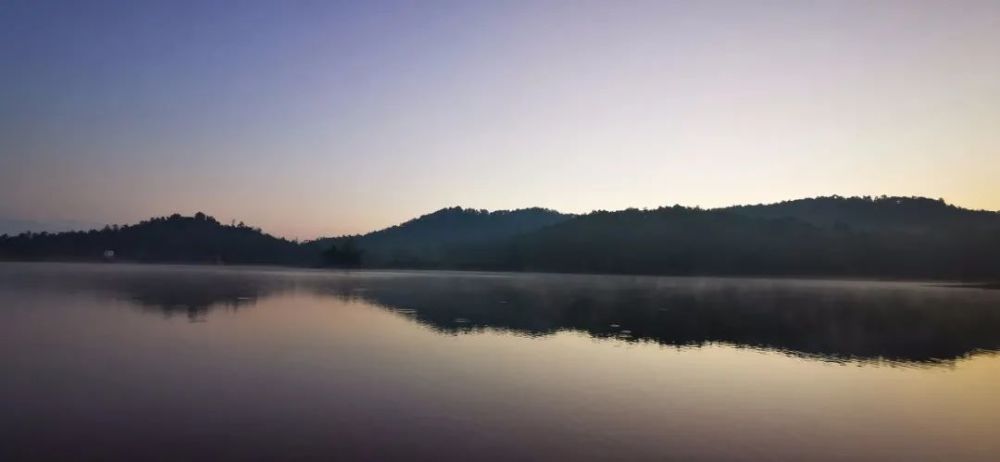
[305,207,571,267]
[463,196,1000,279]
[0,213,311,265]
[0,207,572,268]
[724,196,1000,231]
[2,197,999,279]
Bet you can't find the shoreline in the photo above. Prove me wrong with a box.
[1,259,995,286]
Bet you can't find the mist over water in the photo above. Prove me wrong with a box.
[2,263,1000,461]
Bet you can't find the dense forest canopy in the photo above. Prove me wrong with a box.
[2,196,999,279]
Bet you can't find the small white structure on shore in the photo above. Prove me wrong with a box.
[102,250,115,261]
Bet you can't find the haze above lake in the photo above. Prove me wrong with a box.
[2,263,999,461]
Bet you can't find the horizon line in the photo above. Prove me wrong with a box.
[4,194,997,241]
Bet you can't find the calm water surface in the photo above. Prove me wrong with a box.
[2,262,999,461]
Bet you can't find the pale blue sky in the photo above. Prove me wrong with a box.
[2,0,998,238]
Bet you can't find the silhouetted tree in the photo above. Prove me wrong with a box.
[321,238,363,267]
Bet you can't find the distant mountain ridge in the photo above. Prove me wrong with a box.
[0,217,101,236]
[2,196,999,279]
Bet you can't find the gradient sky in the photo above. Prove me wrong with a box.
[2,0,998,239]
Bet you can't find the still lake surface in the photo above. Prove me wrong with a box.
[2,262,999,461]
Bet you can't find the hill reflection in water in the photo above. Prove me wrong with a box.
[7,264,1000,364]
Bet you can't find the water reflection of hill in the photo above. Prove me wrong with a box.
[6,264,999,363]
[0,264,294,321]
[117,275,282,321]
[311,274,1000,364]
[109,270,295,320]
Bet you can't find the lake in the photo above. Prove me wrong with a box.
[2,262,999,461]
